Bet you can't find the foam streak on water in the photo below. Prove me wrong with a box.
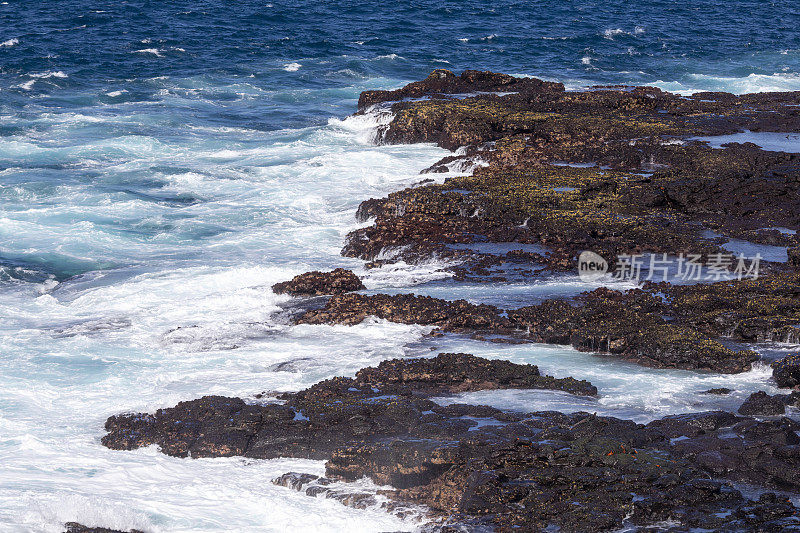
[0,88,452,531]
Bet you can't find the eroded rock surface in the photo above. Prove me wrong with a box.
[102,353,595,459]
[738,390,787,416]
[295,288,759,373]
[272,268,365,296]
[348,70,800,273]
[103,373,800,532]
[774,353,800,389]
[98,72,800,531]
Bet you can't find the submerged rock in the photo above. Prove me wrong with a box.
[704,387,733,395]
[272,268,365,296]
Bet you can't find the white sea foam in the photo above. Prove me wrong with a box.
[0,85,460,530]
[283,62,302,72]
[0,37,18,47]
[14,79,36,90]
[652,72,800,95]
[29,71,68,79]
[430,339,783,423]
[134,48,164,57]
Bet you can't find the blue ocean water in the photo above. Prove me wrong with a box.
[1,1,800,531]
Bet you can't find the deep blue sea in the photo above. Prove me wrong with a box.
[1,2,800,531]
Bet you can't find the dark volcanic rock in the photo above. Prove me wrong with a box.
[354,352,597,396]
[325,411,800,532]
[101,72,800,532]
[102,353,800,532]
[774,353,800,389]
[102,353,595,459]
[64,524,143,533]
[357,69,563,111]
[704,387,733,395]
[738,391,787,416]
[272,268,365,296]
[348,73,800,270]
[296,289,757,373]
[296,292,509,331]
[341,71,800,378]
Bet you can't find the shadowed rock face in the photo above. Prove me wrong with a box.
[272,268,365,296]
[739,391,788,416]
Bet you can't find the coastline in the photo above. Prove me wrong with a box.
[88,70,800,532]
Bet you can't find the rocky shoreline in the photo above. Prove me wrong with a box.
[94,71,800,532]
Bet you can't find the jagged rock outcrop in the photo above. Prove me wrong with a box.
[774,353,800,389]
[272,268,365,296]
[738,390,787,415]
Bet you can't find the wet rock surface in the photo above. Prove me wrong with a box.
[738,391,787,416]
[357,69,563,111]
[283,72,800,378]
[295,287,759,373]
[102,358,800,531]
[272,268,365,296]
[63,524,143,533]
[101,353,595,459]
[339,70,800,374]
[774,353,800,389]
[346,80,800,271]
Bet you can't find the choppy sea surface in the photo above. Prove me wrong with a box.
[2,1,800,531]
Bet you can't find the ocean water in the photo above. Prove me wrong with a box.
[2,1,800,531]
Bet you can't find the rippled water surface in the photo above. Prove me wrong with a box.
[2,1,800,531]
